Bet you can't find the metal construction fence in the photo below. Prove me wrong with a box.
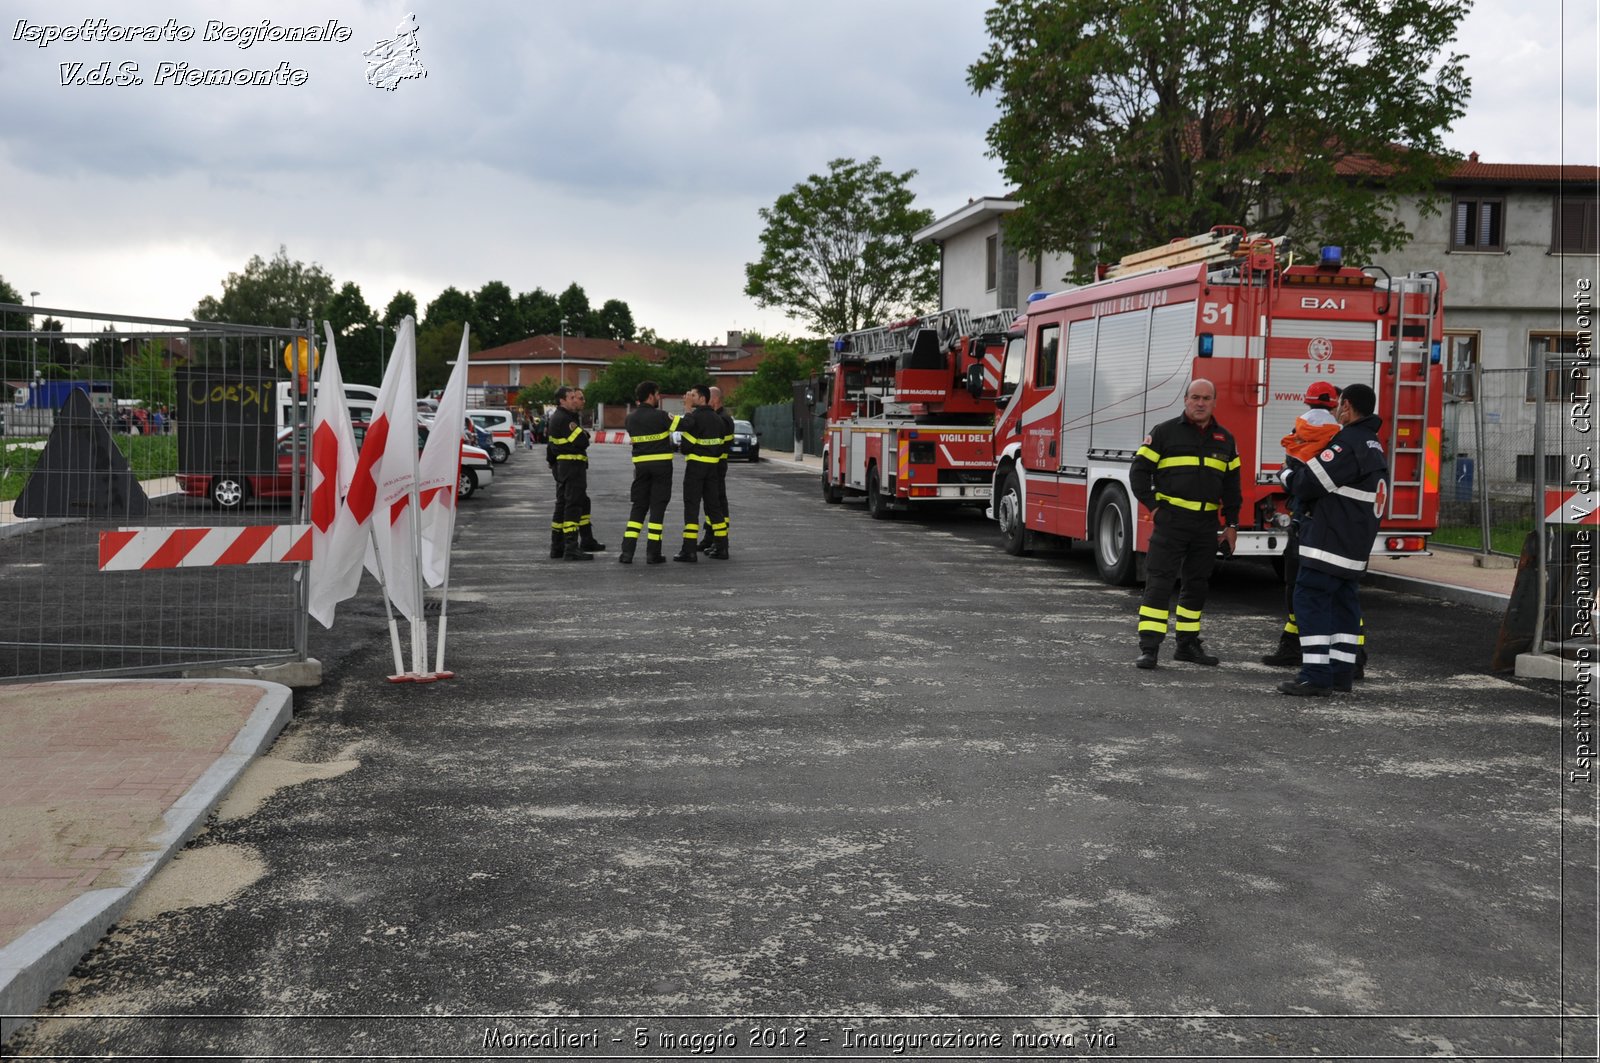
[0,302,313,682]
[1439,364,1593,557]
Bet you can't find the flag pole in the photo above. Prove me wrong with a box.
[431,477,460,679]
[368,523,409,681]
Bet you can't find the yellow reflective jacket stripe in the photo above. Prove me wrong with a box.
[548,427,582,446]
[632,452,674,463]
[1155,491,1220,512]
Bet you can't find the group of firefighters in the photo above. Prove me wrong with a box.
[543,380,734,565]
[1132,377,1388,697]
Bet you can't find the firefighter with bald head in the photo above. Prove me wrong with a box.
[1129,377,1242,669]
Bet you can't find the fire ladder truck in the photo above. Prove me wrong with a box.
[986,226,1445,584]
[819,308,1013,517]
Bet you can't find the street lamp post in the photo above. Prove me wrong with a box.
[559,316,567,388]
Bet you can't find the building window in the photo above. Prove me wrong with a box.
[1526,332,1592,402]
[1443,333,1477,402]
[579,368,591,387]
[1451,196,1504,251]
[1034,257,1043,291]
[985,234,998,292]
[1553,196,1599,254]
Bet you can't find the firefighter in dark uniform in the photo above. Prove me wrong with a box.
[619,380,679,565]
[1275,383,1388,696]
[699,385,735,556]
[545,387,604,561]
[674,384,728,562]
[1129,378,1242,669]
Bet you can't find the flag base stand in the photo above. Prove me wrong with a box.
[387,673,417,683]
[425,670,456,680]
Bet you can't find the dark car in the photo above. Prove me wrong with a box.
[728,419,760,462]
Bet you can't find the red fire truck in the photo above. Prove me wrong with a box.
[820,309,1013,517]
[987,226,1444,584]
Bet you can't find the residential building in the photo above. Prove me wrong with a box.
[461,334,670,400]
[912,197,1075,315]
[700,330,769,397]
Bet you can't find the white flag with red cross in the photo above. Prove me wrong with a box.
[306,326,365,629]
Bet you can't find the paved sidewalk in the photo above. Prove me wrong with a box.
[0,680,291,1040]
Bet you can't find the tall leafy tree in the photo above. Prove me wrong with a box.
[416,319,478,396]
[596,298,636,341]
[193,246,337,327]
[515,288,562,338]
[967,0,1472,279]
[0,275,28,384]
[114,341,178,412]
[557,283,592,336]
[728,337,829,419]
[423,287,474,332]
[324,281,380,384]
[382,291,417,328]
[744,156,937,336]
[584,355,657,406]
[474,281,518,347]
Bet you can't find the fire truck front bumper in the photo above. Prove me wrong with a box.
[903,484,991,502]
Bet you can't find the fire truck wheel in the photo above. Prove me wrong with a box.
[865,467,894,520]
[997,469,1031,556]
[1091,486,1138,586]
[821,464,842,504]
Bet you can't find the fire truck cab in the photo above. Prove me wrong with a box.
[988,228,1445,584]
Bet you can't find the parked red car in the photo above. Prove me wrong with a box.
[179,426,493,509]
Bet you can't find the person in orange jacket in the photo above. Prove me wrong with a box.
[1262,381,1364,675]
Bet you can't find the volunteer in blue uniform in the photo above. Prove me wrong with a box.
[1276,382,1388,696]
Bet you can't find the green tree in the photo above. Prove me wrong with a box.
[728,337,829,419]
[557,283,592,336]
[474,281,518,348]
[416,320,478,396]
[382,291,417,328]
[516,379,559,409]
[744,156,937,336]
[596,298,636,341]
[0,275,25,384]
[584,355,658,406]
[324,281,380,384]
[515,288,562,337]
[114,341,178,411]
[967,0,1471,279]
[193,246,337,326]
[423,287,474,332]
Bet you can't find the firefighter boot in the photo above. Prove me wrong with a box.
[549,529,565,559]
[672,540,698,563]
[617,540,635,564]
[562,534,592,561]
[698,524,713,551]
[1260,631,1301,667]
[579,529,606,552]
[1135,641,1159,670]
[1174,637,1220,666]
[645,541,666,565]
[707,538,729,561]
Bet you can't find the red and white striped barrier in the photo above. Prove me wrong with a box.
[1544,490,1600,525]
[98,525,312,571]
[591,430,631,444]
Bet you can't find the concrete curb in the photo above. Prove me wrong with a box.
[1362,568,1510,615]
[0,679,293,1041]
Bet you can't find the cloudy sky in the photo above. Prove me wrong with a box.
[2,1,1594,344]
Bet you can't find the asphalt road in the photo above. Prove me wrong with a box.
[8,445,1593,1060]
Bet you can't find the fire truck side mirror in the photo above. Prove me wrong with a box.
[965,363,984,399]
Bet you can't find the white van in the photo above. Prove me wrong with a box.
[464,409,515,464]
[276,380,380,428]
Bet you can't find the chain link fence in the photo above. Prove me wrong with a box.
[0,303,313,681]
